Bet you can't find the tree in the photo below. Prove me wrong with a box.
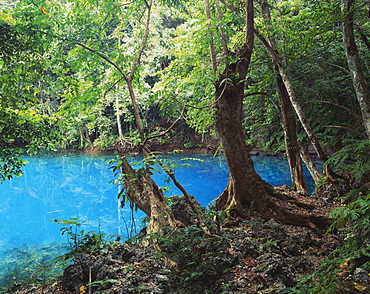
[3,0,181,234]
[342,0,370,139]
[152,0,332,229]
[204,0,327,230]
[257,0,307,193]
[4,0,339,232]
[214,0,263,217]
[275,73,307,194]
[255,0,333,180]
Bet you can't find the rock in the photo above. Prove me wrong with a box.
[61,243,171,293]
[254,252,298,287]
[250,219,287,241]
[354,268,369,284]
[171,195,197,226]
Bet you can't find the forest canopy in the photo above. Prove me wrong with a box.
[0,0,368,154]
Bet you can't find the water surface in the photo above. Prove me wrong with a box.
[0,153,317,285]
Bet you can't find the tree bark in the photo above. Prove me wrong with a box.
[255,29,336,181]
[299,141,324,184]
[342,0,370,139]
[205,0,218,74]
[276,75,307,194]
[214,0,263,218]
[257,0,336,183]
[117,151,177,234]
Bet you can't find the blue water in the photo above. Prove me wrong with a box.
[0,153,317,283]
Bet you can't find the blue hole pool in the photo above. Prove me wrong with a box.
[0,153,320,286]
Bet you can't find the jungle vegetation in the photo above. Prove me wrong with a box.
[1,0,370,292]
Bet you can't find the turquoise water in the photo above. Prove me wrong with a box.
[0,153,317,250]
[0,153,317,286]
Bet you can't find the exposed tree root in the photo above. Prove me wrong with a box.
[217,183,334,235]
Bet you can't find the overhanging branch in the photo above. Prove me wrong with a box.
[38,31,128,79]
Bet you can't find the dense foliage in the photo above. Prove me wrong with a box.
[1,0,368,154]
[2,0,370,293]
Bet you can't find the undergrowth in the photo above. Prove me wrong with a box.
[156,227,236,293]
[282,188,370,293]
[3,218,119,293]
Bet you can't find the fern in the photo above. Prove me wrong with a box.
[327,139,370,183]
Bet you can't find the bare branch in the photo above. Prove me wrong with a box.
[354,24,370,52]
[38,31,128,79]
[204,0,218,73]
[103,77,125,99]
[143,0,151,9]
[323,125,367,138]
[218,0,243,20]
[101,2,134,30]
[215,0,229,54]
[315,59,351,74]
[143,105,186,145]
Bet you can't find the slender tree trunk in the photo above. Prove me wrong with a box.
[257,0,333,182]
[255,29,334,180]
[116,2,177,234]
[342,0,370,139]
[204,0,219,76]
[276,75,307,194]
[215,0,229,55]
[125,77,148,157]
[52,1,176,235]
[116,95,124,144]
[258,1,329,162]
[299,141,324,184]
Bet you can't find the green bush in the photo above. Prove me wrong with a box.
[156,219,236,293]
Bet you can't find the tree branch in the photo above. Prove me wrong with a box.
[315,58,351,74]
[354,24,370,52]
[101,2,134,30]
[305,100,363,121]
[204,0,218,73]
[141,145,209,234]
[129,1,151,77]
[215,0,229,54]
[322,124,367,138]
[218,0,243,20]
[103,77,125,99]
[38,31,128,79]
[143,105,186,145]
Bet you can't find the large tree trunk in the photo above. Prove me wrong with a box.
[214,0,262,217]
[342,0,370,139]
[214,0,329,232]
[276,75,307,194]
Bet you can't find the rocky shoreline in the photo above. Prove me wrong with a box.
[12,194,354,294]
[12,218,340,294]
